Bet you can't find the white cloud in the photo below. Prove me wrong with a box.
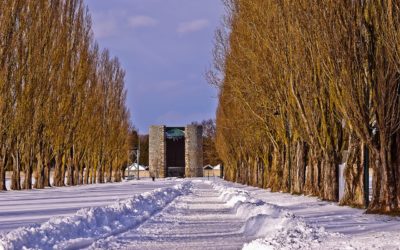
[128,16,158,29]
[90,10,118,39]
[177,19,209,34]
[91,10,128,39]
[93,20,117,39]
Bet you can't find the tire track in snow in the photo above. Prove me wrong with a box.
[89,181,263,250]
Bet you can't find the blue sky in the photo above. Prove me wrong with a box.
[84,0,224,133]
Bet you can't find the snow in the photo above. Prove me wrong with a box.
[127,163,147,171]
[218,180,400,250]
[203,164,213,170]
[203,164,221,170]
[1,178,400,249]
[5,172,37,190]
[87,181,259,249]
[210,181,333,249]
[0,181,191,250]
[213,164,221,170]
[0,179,179,233]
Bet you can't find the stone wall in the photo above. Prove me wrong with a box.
[185,125,203,177]
[149,125,166,178]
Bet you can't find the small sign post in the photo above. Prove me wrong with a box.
[137,134,140,180]
[364,145,369,208]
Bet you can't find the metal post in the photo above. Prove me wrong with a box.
[127,151,130,179]
[364,144,369,207]
[286,114,291,192]
[137,131,140,180]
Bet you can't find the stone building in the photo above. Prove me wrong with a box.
[149,125,203,178]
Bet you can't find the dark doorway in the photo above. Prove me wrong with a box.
[165,128,185,177]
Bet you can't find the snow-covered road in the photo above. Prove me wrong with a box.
[89,181,259,249]
[1,178,400,249]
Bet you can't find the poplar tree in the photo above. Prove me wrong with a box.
[0,0,131,191]
[212,0,400,214]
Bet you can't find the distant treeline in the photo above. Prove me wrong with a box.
[0,0,130,190]
[210,0,400,214]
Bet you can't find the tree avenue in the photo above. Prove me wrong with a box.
[211,0,400,214]
[0,0,130,190]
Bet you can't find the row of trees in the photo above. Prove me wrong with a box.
[0,0,131,191]
[193,119,221,166]
[211,0,400,214]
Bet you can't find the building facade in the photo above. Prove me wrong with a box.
[149,125,203,178]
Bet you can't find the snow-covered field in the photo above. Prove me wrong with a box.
[1,178,400,249]
[0,179,178,233]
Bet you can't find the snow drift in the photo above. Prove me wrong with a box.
[0,182,191,250]
[208,181,333,250]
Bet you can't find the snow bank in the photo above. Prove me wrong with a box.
[243,216,333,250]
[0,182,191,250]
[208,181,333,250]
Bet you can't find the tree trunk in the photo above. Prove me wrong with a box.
[96,161,103,183]
[83,162,89,184]
[379,143,398,212]
[282,144,290,193]
[395,131,400,207]
[35,152,45,189]
[261,158,266,188]
[89,160,94,184]
[107,163,112,183]
[245,158,250,185]
[321,152,339,201]
[369,148,381,211]
[262,153,270,189]
[256,158,261,188]
[67,161,73,186]
[79,162,85,185]
[368,137,399,214]
[292,141,307,194]
[53,153,62,186]
[66,149,74,186]
[121,164,126,180]
[305,147,323,197]
[73,157,79,185]
[270,146,282,192]
[114,169,119,182]
[44,154,51,187]
[236,160,241,184]
[0,147,8,191]
[340,136,365,207]
[115,165,122,182]
[11,151,21,190]
[92,164,96,184]
[23,149,33,190]
[61,155,66,186]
